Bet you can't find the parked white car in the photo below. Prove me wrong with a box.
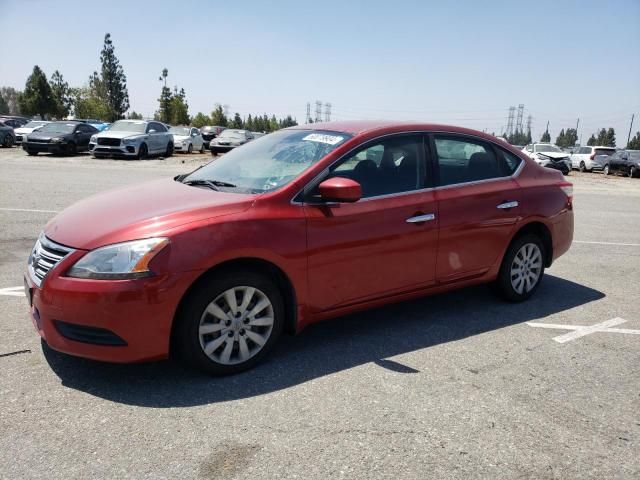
[169,126,204,153]
[14,120,50,144]
[569,145,616,172]
[90,120,174,159]
[522,143,571,170]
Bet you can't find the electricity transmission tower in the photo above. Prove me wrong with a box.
[315,101,323,123]
[305,103,311,123]
[516,104,524,132]
[506,106,516,137]
[324,103,332,122]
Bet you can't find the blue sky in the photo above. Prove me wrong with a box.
[1,0,639,143]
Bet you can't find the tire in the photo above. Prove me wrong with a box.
[136,143,148,160]
[199,143,205,154]
[2,135,14,148]
[173,269,285,375]
[629,166,636,178]
[165,142,173,158]
[579,161,587,173]
[67,142,77,156]
[495,234,545,302]
[27,150,38,156]
[603,164,609,176]
[187,143,193,154]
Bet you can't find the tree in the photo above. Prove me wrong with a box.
[169,88,189,125]
[18,65,56,119]
[50,70,72,119]
[97,33,129,121]
[157,68,173,123]
[210,105,228,127]
[229,112,243,129]
[192,112,211,128]
[605,128,616,147]
[555,129,566,147]
[70,86,110,120]
[1,87,22,114]
[540,130,551,142]
[627,131,640,149]
[587,134,597,146]
[0,94,8,115]
[127,111,143,119]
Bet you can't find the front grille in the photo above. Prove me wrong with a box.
[29,138,50,144]
[54,320,127,346]
[97,137,121,146]
[202,134,215,140]
[28,235,74,287]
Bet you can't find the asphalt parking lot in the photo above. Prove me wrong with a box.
[1,147,639,479]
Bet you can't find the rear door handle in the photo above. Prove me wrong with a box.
[497,201,519,209]
[406,213,435,223]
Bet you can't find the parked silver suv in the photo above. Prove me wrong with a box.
[90,120,174,159]
[570,145,615,172]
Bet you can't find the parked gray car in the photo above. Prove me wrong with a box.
[90,120,174,159]
[0,121,15,147]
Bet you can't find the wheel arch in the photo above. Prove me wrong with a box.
[170,257,298,350]
[509,221,553,267]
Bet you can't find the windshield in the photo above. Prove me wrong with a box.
[24,121,47,129]
[628,152,640,161]
[219,129,245,139]
[595,148,615,156]
[38,122,76,134]
[184,129,351,193]
[536,144,561,153]
[109,120,147,133]
[170,126,191,136]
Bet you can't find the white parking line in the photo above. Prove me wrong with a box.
[0,207,59,213]
[573,240,640,247]
[0,286,25,297]
[527,318,640,343]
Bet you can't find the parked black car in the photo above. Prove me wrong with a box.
[210,129,254,155]
[604,150,640,178]
[22,121,98,156]
[200,125,226,149]
[0,121,16,147]
[542,156,570,175]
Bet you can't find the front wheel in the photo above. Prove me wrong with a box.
[173,269,284,375]
[603,164,610,176]
[165,142,173,158]
[27,150,38,156]
[495,234,545,302]
[2,135,14,148]
[629,166,636,178]
[136,143,148,160]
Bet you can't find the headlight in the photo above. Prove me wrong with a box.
[67,238,169,280]
[51,137,65,143]
[123,137,139,145]
[90,135,97,143]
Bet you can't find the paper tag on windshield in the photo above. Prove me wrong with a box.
[303,133,344,145]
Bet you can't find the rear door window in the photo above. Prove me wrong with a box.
[433,136,511,186]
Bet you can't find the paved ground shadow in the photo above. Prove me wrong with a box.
[43,274,604,407]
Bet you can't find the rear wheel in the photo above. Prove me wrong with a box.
[174,269,284,375]
[2,135,14,147]
[27,150,38,156]
[579,161,587,173]
[629,166,636,178]
[187,143,193,154]
[496,234,545,302]
[199,143,205,153]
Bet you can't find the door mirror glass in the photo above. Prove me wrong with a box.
[318,177,362,203]
[148,129,156,134]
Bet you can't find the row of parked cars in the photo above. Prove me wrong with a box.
[0,116,265,159]
[520,142,640,178]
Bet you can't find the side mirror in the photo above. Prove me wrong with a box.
[148,129,156,134]
[317,177,362,203]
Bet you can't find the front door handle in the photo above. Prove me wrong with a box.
[497,201,519,209]
[406,213,435,223]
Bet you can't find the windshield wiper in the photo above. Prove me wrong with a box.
[182,179,237,190]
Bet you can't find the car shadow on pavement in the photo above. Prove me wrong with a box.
[42,274,604,407]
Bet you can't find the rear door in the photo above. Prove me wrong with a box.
[431,134,522,283]
[304,133,439,312]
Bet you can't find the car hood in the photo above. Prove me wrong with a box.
[172,134,190,141]
[44,178,255,250]
[537,152,568,159]
[95,130,148,139]
[15,127,37,135]
[28,131,69,140]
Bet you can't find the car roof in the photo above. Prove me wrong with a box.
[288,120,505,142]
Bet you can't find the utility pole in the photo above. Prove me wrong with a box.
[627,114,635,147]
[575,118,579,146]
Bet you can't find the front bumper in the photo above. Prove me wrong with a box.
[210,144,236,154]
[174,142,190,152]
[23,142,69,154]
[90,142,139,158]
[24,251,200,363]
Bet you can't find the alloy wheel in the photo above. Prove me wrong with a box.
[604,165,609,175]
[198,286,275,365]
[510,243,543,295]
[629,167,636,178]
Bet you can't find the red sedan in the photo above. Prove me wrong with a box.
[25,121,573,374]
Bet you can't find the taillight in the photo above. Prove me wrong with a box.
[560,183,573,202]
[590,153,595,160]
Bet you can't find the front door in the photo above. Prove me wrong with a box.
[304,134,439,312]
[431,134,522,282]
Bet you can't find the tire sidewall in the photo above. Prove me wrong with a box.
[497,234,545,302]
[174,270,285,375]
